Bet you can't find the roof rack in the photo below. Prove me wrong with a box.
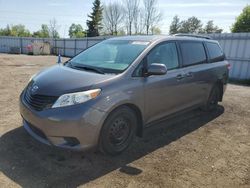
[174,34,212,40]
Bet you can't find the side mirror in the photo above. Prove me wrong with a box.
[146,63,167,76]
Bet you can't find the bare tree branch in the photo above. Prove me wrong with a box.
[49,18,60,38]
[142,0,162,35]
[103,2,124,35]
[123,0,140,35]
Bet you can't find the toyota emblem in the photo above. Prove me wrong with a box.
[31,85,39,93]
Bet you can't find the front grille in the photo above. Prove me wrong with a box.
[26,121,47,140]
[23,87,58,111]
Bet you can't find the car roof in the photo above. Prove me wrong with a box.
[108,35,217,43]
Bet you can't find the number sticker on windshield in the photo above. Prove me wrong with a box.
[131,41,150,45]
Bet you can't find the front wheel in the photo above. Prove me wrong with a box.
[202,85,220,111]
[99,106,137,155]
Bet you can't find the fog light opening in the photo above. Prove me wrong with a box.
[63,137,80,146]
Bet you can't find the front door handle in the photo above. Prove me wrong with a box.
[176,74,185,80]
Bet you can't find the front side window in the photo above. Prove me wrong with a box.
[180,42,206,66]
[147,42,179,70]
[206,42,224,62]
[68,40,149,74]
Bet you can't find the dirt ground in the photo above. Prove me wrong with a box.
[0,53,249,188]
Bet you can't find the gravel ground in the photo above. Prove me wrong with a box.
[0,54,249,188]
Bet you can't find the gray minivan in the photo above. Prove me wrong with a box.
[20,35,229,155]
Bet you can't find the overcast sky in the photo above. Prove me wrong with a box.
[0,0,248,37]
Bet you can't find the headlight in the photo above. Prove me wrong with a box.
[52,89,101,108]
[29,73,37,82]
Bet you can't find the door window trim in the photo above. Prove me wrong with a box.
[178,40,208,68]
[204,41,225,63]
[132,41,181,77]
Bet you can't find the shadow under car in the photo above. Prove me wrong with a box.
[0,106,224,188]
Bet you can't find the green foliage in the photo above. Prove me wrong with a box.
[86,0,103,37]
[231,5,250,33]
[151,27,161,35]
[178,16,203,33]
[50,30,60,39]
[0,24,31,37]
[169,15,181,34]
[0,25,11,36]
[32,24,50,38]
[202,20,223,33]
[169,16,223,34]
[69,24,86,38]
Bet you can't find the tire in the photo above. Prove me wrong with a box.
[202,85,220,112]
[99,106,137,155]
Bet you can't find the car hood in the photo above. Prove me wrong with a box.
[31,65,115,96]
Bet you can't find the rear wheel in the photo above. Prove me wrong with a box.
[99,106,137,155]
[203,85,220,111]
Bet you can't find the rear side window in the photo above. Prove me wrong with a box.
[206,42,225,62]
[180,42,206,66]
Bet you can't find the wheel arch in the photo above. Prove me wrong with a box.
[102,103,144,138]
[123,103,144,137]
[215,79,224,101]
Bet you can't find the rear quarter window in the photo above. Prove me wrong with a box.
[180,42,206,67]
[206,42,225,63]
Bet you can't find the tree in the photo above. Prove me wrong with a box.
[151,27,161,34]
[133,8,141,34]
[169,15,181,34]
[103,2,124,35]
[49,19,60,38]
[117,29,126,36]
[86,0,103,37]
[0,25,11,36]
[123,0,140,35]
[178,16,203,33]
[135,9,146,34]
[169,16,222,34]
[32,24,50,38]
[142,0,162,35]
[0,24,31,37]
[68,24,86,38]
[203,20,223,33]
[231,5,250,32]
[10,25,31,37]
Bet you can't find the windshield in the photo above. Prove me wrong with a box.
[68,40,149,74]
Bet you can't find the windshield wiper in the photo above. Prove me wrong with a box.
[80,66,105,74]
[68,62,105,74]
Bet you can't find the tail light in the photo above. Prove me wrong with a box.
[227,63,231,70]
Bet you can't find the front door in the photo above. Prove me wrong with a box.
[144,42,188,124]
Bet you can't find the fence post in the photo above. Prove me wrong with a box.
[20,37,23,54]
[64,39,66,56]
[74,39,77,56]
[86,37,88,49]
[54,39,57,55]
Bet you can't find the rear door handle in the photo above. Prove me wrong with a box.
[176,74,185,80]
[185,72,193,77]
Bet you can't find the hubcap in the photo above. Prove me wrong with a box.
[109,117,130,146]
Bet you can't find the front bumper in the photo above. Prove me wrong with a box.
[19,93,106,151]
